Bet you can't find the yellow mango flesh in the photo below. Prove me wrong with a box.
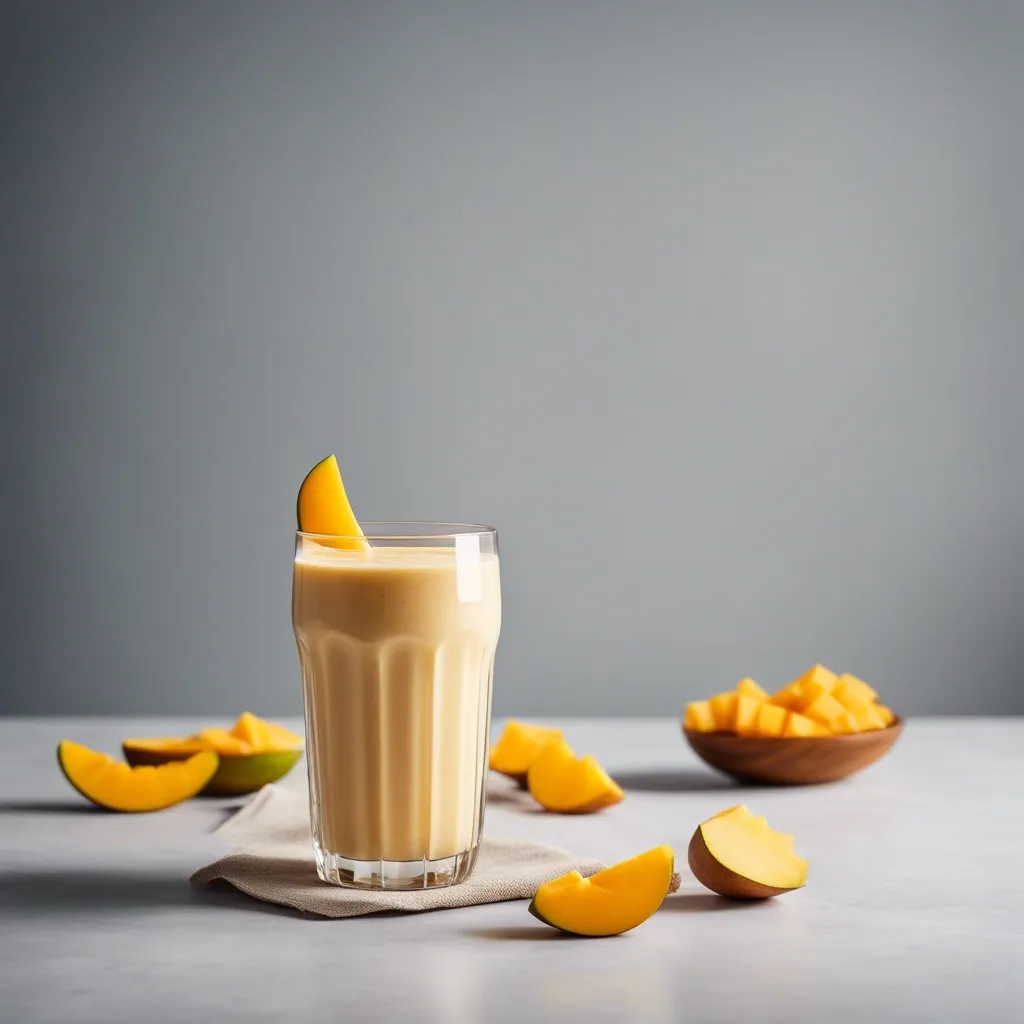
[834,674,878,708]
[848,702,886,731]
[193,727,251,755]
[232,711,269,747]
[770,681,806,711]
[230,711,301,751]
[125,714,301,760]
[794,664,838,691]
[690,667,894,736]
[708,692,738,731]
[782,712,831,738]
[699,806,807,890]
[263,720,304,748]
[529,845,674,936]
[802,692,850,732]
[489,721,563,778]
[296,454,368,550]
[58,741,218,812]
[684,700,716,732]
[734,695,762,737]
[526,738,624,813]
[755,702,787,737]
[736,677,770,702]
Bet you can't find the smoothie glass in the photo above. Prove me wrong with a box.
[292,523,500,889]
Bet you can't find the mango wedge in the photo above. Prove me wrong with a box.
[296,454,368,550]
[58,741,218,812]
[689,805,807,899]
[529,845,675,936]
[489,721,563,784]
[526,738,623,813]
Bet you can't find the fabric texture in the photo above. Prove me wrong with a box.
[190,783,605,918]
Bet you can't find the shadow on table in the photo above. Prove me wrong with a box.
[0,799,247,833]
[611,769,739,793]
[485,786,536,809]
[0,799,107,815]
[465,925,584,941]
[0,869,298,919]
[660,892,772,913]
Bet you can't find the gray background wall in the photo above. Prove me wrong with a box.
[3,1,1022,717]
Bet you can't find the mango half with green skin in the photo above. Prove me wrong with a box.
[122,738,301,796]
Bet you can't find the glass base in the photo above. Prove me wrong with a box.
[313,840,481,890]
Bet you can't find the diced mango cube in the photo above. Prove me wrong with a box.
[782,712,831,738]
[848,702,886,732]
[735,678,770,702]
[684,701,716,733]
[800,680,836,707]
[771,681,806,711]
[734,695,762,737]
[755,703,787,737]
[802,692,851,732]
[833,674,878,709]
[708,692,738,732]
[876,704,896,727]
[831,710,862,735]
[794,664,838,691]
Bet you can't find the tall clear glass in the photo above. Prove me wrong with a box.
[292,523,501,889]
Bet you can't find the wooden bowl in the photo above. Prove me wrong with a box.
[682,718,903,785]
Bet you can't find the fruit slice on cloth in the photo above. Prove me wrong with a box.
[58,741,218,812]
[529,845,676,936]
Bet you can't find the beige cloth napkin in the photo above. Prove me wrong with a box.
[190,783,605,918]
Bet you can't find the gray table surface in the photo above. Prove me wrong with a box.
[1,717,1021,1024]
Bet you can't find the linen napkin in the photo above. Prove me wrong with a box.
[190,783,605,918]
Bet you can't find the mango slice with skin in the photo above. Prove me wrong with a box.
[688,805,807,899]
[526,738,624,813]
[58,741,218,812]
[122,713,303,796]
[529,845,675,936]
[296,454,368,550]
[489,721,563,783]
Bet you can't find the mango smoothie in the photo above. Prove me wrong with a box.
[291,458,500,889]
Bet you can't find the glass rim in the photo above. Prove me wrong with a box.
[296,521,497,542]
